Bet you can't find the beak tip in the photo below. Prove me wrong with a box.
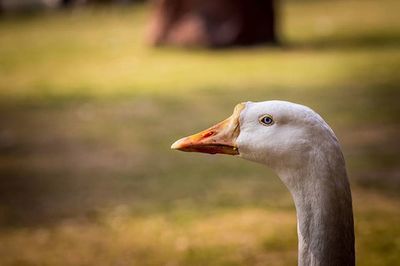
[171,139,183,150]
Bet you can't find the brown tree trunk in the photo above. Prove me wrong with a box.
[147,0,277,48]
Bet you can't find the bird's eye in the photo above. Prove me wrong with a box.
[259,114,274,126]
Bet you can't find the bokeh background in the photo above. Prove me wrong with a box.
[0,0,399,265]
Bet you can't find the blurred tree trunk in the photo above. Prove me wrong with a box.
[62,0,73,7]
[147,0,277,48]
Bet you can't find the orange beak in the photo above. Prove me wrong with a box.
[171,103,245,155]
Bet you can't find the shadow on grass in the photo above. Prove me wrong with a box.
[1,76,399,228]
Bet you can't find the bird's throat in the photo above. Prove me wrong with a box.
[295,180,354,266]
[279,154,355,266]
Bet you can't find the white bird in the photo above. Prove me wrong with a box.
[171,100,355,266]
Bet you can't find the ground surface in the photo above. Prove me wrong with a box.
[0,0,399,265]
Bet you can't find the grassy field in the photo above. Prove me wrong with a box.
[0,0,400,265]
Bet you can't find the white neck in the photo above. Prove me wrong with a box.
[278,146,355,266]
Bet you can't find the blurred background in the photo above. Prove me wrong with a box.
[0,0,399,265]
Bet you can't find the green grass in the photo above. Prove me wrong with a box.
[0,0,400,265]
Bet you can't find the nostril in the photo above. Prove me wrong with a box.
[202,131,214,138]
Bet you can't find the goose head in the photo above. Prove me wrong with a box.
[171,100,340,175]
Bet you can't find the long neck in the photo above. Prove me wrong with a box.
[279,147,355,266]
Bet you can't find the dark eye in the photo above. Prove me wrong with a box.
[259,114,274,126]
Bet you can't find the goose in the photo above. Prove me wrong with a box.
[171,100,355,266]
